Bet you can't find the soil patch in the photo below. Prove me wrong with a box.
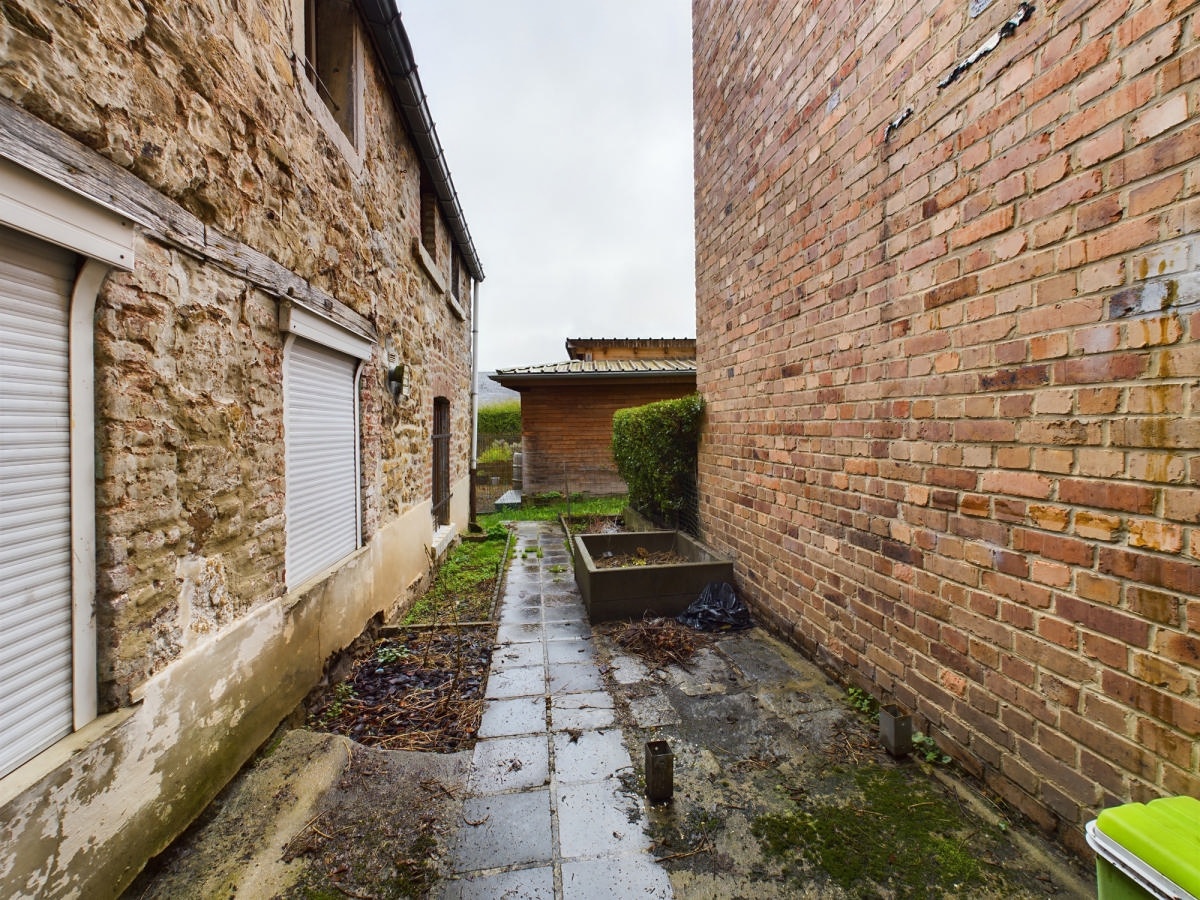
[122,731,469,900]
[307,626,494,753]
[593,547,689,568]
[278,741,467,899]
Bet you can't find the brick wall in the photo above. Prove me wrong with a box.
[521,380,696,495]
[693,0,1198,852]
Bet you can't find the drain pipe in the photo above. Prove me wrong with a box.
[469,278,481,530]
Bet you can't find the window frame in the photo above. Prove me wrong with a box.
[294,0,365,165]
[432,396,451,528]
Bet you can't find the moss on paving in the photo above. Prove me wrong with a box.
[752,762,1009,898]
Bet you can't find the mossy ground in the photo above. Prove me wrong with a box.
[602,631,1090,900]
[752,761,1006,897]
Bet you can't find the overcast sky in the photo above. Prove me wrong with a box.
[399,1,696,372]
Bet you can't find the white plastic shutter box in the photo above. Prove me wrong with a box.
[285,337,359,588]
[0,225,75,779]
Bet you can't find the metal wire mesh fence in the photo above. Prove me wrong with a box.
[474,430,520,514]
[627,470,700,537]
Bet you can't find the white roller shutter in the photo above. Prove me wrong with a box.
[0,225,75,779]
[285,337,360,588]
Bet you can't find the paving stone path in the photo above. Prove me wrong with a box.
[440,521,673,899]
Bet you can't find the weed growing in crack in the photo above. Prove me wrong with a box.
[912,731,952,765]
[845,686,878,720]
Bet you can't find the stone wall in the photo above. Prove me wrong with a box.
[693,0,1198,854]
[520,380,697,496]
[0,1,477,895]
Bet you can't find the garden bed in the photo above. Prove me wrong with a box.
[307,626,494,752]
[572,529,735,622]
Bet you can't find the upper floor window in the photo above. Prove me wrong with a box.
[300,0,362,153]
[420,170,438,258]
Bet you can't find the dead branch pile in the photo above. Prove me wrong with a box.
[613,617,705,668]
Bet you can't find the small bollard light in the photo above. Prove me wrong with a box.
[645,739,674,803]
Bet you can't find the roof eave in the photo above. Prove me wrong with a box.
[491,370,697,388]
[355,0,484,282]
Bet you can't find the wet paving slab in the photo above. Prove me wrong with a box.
[439,521,673,900]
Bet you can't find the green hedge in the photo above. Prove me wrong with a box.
[477,399,521,434]
[611,393,703,525]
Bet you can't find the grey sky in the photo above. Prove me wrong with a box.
[399,1,696,372]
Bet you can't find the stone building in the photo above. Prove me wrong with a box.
[493,338,697,497]
[0,2,482,895]
[693,0,1197,856]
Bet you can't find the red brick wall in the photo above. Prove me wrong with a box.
[693,0,1198,852]
[521,380,696,495]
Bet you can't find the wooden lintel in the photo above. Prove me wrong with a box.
[0,95,376,343]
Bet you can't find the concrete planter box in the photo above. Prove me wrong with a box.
[572,530,735,622]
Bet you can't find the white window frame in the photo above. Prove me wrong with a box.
[0,157,135,750]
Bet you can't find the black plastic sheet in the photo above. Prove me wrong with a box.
[676,582,752,632]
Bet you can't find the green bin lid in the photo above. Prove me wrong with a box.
[1096,796,1200,896]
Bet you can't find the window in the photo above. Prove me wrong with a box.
[280,303,373,589]
[432,397,451,527]
[451,249,461,302]
[420,171,438,258]
[302,0,361,149]
[0,227,77,778]
[0,158,133,779]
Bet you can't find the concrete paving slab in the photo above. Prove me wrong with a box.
[546,639,596,665]
[543,590,586,609]
[504,581,540,599]
[496,622,546,644]
[544,621,592,640]
[556,779,649,860]
[549,662,605,694]
[478,696,547,738]
[500,603,545,625]
[440,865,556,900]
[605,654,652,685]
[544,573,575,591]
[625,693,681,728]
[469,734,550,794]
[551,693,617,732]
[485,664,548,700]
[491,641,545,670]
[561,858,673,899]
[451,790,553,871]
[551,690,615,712]
[667,647,730,696]
[553,729,630,783]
